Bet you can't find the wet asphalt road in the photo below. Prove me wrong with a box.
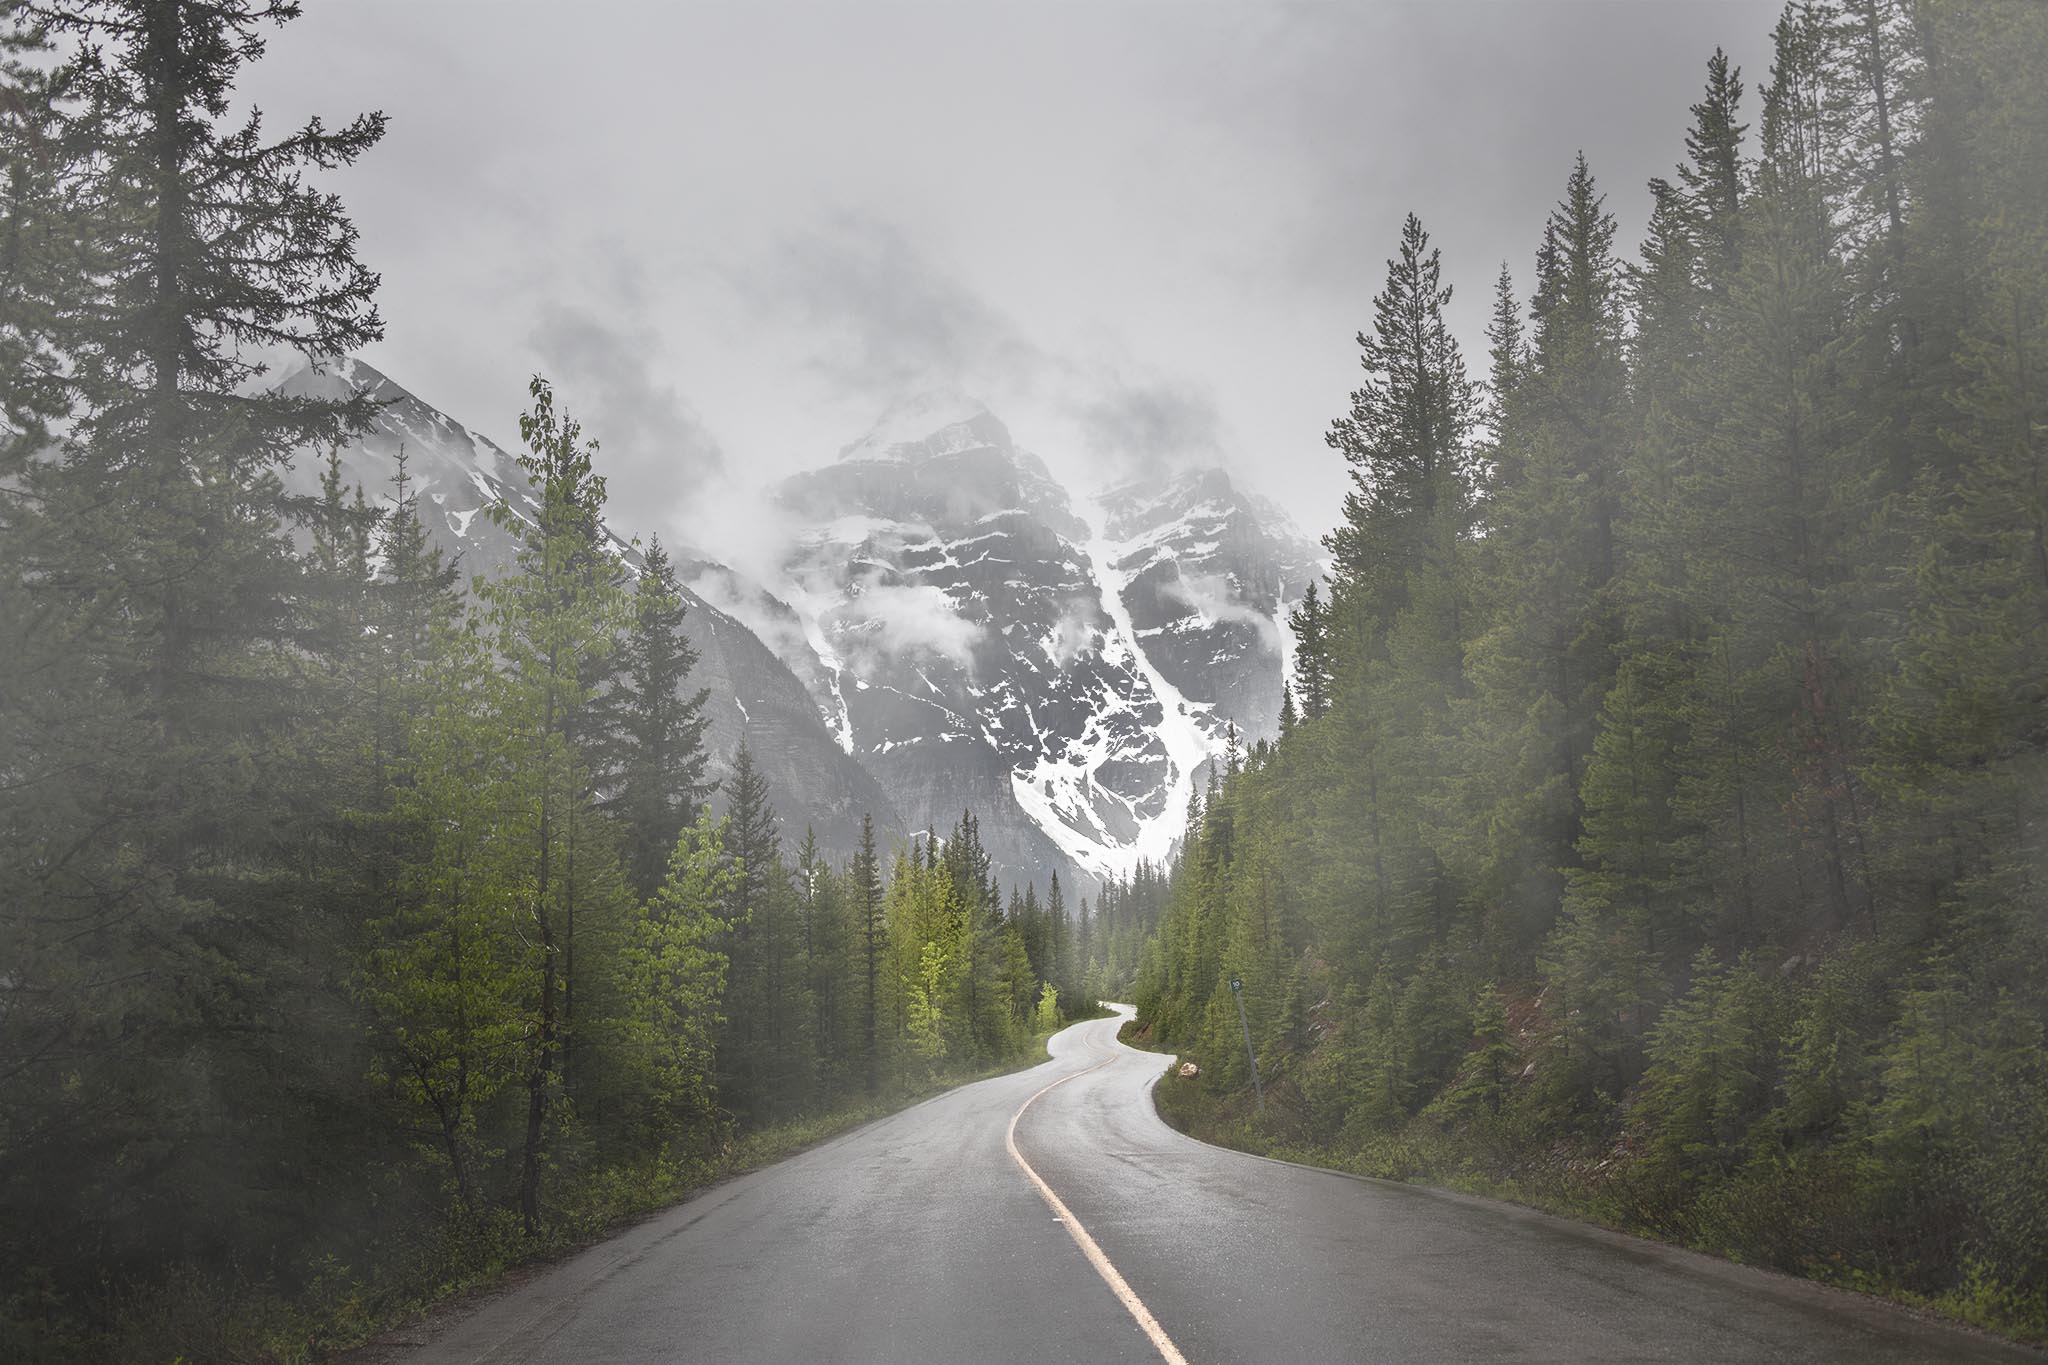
[362,1008,2038,1363]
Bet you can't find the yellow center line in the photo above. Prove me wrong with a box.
[1005,1032,1191,1365]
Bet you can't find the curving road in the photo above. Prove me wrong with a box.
[361,1008,2038,1363]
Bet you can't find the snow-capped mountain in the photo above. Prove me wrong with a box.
[270,355,906,864]
[269,358,1317,895]
[755,396,1321,893]
[1096,468,1323,748]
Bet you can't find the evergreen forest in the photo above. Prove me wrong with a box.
[1131,0,2048,1341]
[0,2,1105,1355]
[5,0,2048,1356]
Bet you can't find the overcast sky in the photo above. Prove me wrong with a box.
[241,0,1780,557]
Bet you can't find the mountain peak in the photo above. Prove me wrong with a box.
[1099,465,1234,509]
[837,390,1005,464]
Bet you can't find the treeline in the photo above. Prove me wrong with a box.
[1080,859,1171,1003]
[0,2,1089,1357]
[1138,0,2048,1337]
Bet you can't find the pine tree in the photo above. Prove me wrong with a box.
[1045,871,1073,1015]
[1530,152,1627,588]
[24,0,384,455]
[368,448,464,784]
[1129,2,2048,1328]
[1822,0,1917,273]
[717,742,812,1117]
[1482,261,1526,478]
[1868,0,2048,941]
[600,536,711,899]
[1,0,391,1285]
[1688,20,1873,936]
[852,812,885,1096]
[941,811,1014,1061]
[358,613,529,1213]
[1324,212,1479,652]
[1457,153,1630,963]
[478,376,632,1234]
[796,828,852,1100]
[0,14,85,449]
[1630,179,1706,405]
[614,808,733,1158]
[1287,580,1334,721]
[1679,49,1749,283]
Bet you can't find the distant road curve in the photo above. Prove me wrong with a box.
[358,1008,2039,1363]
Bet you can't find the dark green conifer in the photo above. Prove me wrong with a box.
[601,536,712,899]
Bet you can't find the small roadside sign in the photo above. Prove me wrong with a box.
[1226,977,1263,1113]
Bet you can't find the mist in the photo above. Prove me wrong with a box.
[235,0,1780,552]
[9,1,2048,1360]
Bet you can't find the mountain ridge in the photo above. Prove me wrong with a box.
[762,398,1322,893]
[273,356,1319,895]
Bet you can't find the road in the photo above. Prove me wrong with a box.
[363,1008,2038,1363]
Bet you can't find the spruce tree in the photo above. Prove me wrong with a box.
[717,742,813,1117]
[1324,212,1478,652]
[1,0,390,1287]
[796,828,853,1099]
[0,14,83,449]
[358,606,528,1214]
[1287,580,1333,720]
[600,535,712,899]
[614,808,732,1159]
[478,376,632,1234]
[852,812,885,1096]
[1679,49,1748,283]
[1482,261,1526,475]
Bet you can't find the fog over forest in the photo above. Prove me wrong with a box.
[3,1,2046,1362]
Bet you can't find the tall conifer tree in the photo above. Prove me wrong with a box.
[600,535,712,899]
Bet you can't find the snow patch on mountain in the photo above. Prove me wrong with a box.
[1075,508,1216,871]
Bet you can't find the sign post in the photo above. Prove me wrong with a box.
[1228,977,1265,1114]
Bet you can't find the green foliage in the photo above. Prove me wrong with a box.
[1635,952,1788,1201]
[1135,1,2048,1341]
[611,810,733,1157]
[906,941,953,1062]
[0,5,1076,1341]
[598,536,712,900]
[1439,983,1515,1120]
[1034,981,1063,1036]
[9,0,2048,1352]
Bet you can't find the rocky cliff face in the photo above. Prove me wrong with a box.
[755,395,1321,893]
[270,359,1319,894]
[1096,468,1323,749]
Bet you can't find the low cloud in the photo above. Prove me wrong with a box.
[723,213,1250,502]
[674,477,810,595]
[1070,379,1227,481]
[683,561,815,669]
[835,572,984,673]
[1162,569,1282,654]
[1047,597,1099,669]
[529,281,724,539]
[737,217,1045,397]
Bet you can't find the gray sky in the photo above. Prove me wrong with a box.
[242,0,1779,557]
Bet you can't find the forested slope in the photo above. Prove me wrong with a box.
[1135,0,2048,1340]
[0,4,1091,1357]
